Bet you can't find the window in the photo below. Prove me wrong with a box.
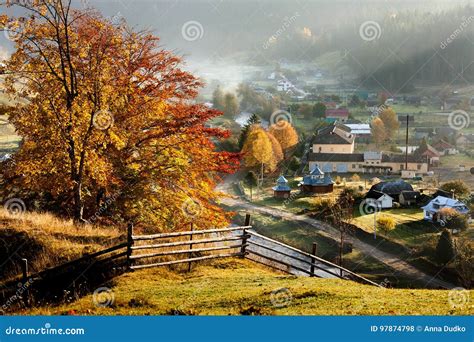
[352,164,356,168]
[400,164,404,170]
[417,164,421,170]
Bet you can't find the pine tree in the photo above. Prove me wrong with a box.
[238,113,261,149]
[436,229,455,264]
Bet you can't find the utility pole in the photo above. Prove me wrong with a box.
[405,114,409,171]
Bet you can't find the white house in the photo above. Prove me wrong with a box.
[421,196,470,222]
[277,79,294,92]
[365,190,393,209]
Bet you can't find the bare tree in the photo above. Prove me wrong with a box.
[329,189,355,276]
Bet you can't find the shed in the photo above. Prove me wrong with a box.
[273,175,291,199]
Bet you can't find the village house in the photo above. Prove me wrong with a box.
[325,108,350,122]
[433,139,458,155]
[299,166,334,194]
[399,190,421,206]
[414,128,435,141]
[308,151,429,175]
[415,144,441,166]
[344,123,371,143]
[422,196,470,223]
[312,123,355,154]
[277,79,294,92]
[365,190,393,209]
[370,180,414,202]
[272,175,291,199]
[456,134,474,149]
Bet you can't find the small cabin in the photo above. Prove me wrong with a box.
[273,175,291,199]
[299,166,334,194]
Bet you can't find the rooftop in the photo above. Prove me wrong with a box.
[313,124,355,145]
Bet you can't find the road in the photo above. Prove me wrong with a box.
[220,193,455,289]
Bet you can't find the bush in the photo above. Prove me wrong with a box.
[440,180,470,199]
[377,216,396,233]
[351,174,361,182]
[435,229,455,264]
[311,197,334,214]
[335,176,342,185]
[438,208,469,231]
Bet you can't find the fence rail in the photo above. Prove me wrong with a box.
[125,214,380,287]
[6,213,380,308]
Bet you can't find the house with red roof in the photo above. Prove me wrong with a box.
[325,108,350,122]
[433,139,458,155]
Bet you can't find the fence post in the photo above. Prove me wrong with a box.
[310,243,317,277]
[127,223,134,270]
[240,214,251,257]
[21,258,30,307]
[187,222,194,272]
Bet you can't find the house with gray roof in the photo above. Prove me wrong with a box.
[299,166,334,194]
[273,175,291,199]
[422,196,470,223]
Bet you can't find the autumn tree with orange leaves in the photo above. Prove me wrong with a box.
[0,1,239,229]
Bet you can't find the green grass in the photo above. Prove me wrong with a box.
[230,211,420,287]
[24,258,473,315]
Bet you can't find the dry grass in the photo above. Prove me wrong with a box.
[25,258,474,316]
[0,209,122,280]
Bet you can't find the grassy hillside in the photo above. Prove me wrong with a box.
[1,210,471,316]
[26,258,472,316]
[0,209,122,281]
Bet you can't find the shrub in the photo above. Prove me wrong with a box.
[311,197,334,214]
[435,229,455,264]
[377,216,396,233]
[351,174,361,182]
[440,180,470,199]
[438,208,469,231]
[335,176,342,185]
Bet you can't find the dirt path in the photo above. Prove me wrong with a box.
[221,195,455,289]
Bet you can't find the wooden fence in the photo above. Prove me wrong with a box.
[4,213,380,308]
[127,214,380,287]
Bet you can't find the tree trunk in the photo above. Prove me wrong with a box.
[339,230,344,277]
[73,179,85,222]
